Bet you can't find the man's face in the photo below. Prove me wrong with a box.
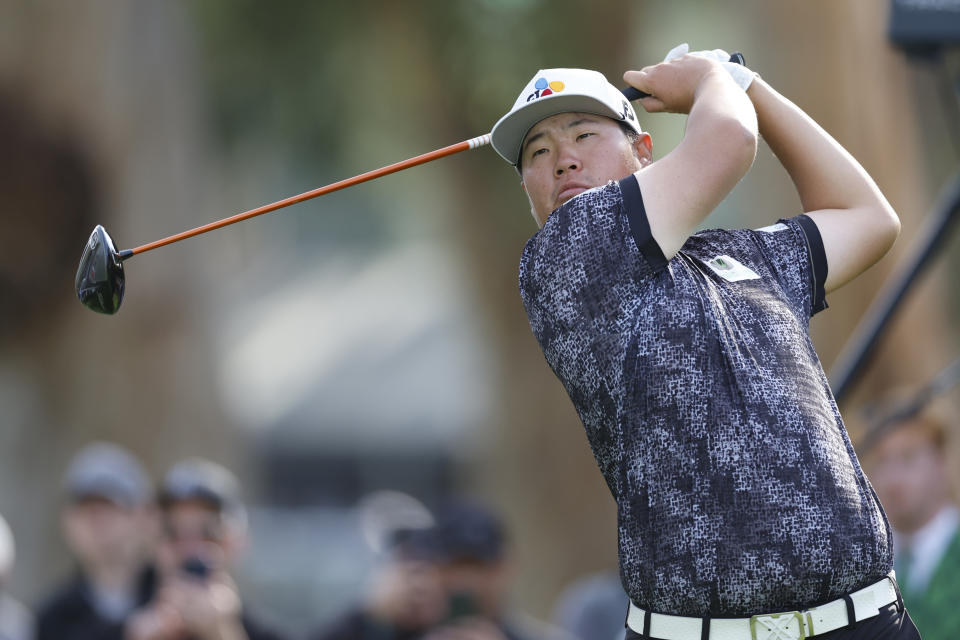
[368,558,446,630]
[62,497,152,570]
[438,560,509,618]
[519,112,651,227]
[157,499,240,577]
[866,423,949,534]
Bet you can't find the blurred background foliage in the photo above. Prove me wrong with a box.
[0,0,958,636]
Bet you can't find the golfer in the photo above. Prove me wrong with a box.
[490,46,919,640]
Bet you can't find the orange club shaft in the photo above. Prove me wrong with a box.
[124,133,493,258]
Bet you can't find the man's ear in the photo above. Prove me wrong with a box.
[632,132,653,166]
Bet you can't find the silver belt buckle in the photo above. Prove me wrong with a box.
[750,611,806,640]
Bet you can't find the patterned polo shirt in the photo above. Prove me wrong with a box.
[518,175,892,617]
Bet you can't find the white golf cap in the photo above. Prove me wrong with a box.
[64,441,152,508]
[491,68,642,166]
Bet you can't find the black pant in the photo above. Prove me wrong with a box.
[624,603,922,640]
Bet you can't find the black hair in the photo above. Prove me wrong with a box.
[617,120,641,144]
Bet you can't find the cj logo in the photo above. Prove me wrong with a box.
[527,77,566,102]
[619,99,635,122]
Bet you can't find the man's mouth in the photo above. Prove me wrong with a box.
[556,184,590,205]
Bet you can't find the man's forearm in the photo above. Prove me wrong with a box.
[747,76,886,215]
[747,75,899,292]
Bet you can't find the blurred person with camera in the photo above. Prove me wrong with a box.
[125,458,284,640]
[421,501,570,640]
[35,442,157,640]
[862,391,960,640]
[0,512,32,640]
[309,523,449,640]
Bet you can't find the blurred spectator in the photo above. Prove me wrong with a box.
[421,501,571,640]
[862,393,959,640]
[0,512,32,640]
[550,571,627,640]
[308,523,448,640]
[125,457,285,640]
[35,442,156,640]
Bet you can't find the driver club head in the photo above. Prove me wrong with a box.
[75,225,126,314]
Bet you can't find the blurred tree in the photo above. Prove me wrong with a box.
[0,95,99,339]
[0,0,245,603]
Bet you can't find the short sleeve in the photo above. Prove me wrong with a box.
[619,174,668,272]
[749,214,829,317]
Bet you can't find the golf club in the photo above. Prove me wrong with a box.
[75,53,745,314]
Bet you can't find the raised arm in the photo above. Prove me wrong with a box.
[747,76,900,293]
[624,55,758,259]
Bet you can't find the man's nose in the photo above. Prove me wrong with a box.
[554,146,579,176]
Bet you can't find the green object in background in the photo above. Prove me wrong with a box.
[900,532,960,640]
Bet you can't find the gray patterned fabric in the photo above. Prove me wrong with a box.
[518,176,892,617]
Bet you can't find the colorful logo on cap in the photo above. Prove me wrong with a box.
[526,77,565,102]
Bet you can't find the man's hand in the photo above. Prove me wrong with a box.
[663,43,755,91]
[125,602,184,640]
[152,572,249,640]
[623,54,730,115]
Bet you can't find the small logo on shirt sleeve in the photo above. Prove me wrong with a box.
[704,255,761,282]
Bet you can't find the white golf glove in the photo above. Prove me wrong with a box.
[663,43,755,91]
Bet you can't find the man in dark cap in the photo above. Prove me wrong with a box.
[309,519,449,640]
[35,442,157,640]
[422,501,570,640]
[125,458,285,640]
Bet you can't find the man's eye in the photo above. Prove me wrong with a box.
[531,148,548,158]
[576,132,595,141]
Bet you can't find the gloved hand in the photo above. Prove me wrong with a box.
[663,43,755,91]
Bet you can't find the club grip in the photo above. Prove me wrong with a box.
[621,52,746,101]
